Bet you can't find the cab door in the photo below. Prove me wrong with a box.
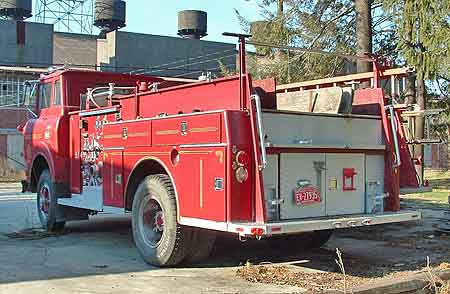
[31,79,68,182]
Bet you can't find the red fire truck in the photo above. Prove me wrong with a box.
[20,35,421,266]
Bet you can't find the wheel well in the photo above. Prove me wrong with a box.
[30,155,49,193]
[125,159,168,211]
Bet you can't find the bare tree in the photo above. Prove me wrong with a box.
[355,0,373,75]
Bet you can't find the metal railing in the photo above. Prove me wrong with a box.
[251,93,267,170]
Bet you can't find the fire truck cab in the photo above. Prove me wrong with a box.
[20,60,420,266]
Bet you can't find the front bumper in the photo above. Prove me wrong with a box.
[227,210,421,237]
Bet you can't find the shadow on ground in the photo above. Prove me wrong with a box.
[1,192,449,286]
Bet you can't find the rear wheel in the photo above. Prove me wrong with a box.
[184,229,216,264]
[37,170,65,232]
[132,174,191,267]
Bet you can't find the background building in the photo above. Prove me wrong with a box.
[0,4,237,179]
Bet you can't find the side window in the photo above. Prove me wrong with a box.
[53,80,61,106]
[39,83,52,109]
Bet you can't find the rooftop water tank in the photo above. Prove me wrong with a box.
[0,0,32,20]
[178,10,207,39]
[94,0,126,33]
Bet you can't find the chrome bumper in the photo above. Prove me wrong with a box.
[228,210,421,237]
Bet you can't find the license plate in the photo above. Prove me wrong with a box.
[295,186,321,205]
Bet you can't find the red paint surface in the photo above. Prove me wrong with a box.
[24,63,408,229]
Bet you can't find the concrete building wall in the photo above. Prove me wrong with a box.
[98,31,237,78]
[53,33,98,68]
[0,20,53,67]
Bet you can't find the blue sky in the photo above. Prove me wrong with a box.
[125,1,261,43]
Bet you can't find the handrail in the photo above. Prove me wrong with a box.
[386,105,401,168]
[251,94,267,170]
[86,83,136,109]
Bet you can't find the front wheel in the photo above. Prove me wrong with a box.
[37,170,65,232]
[132,174,191,267]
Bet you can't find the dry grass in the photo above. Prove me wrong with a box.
[432,263,450,294]
[237,252,450,293]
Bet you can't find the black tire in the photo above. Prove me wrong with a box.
[309,230,333,249]
[267,233,314,252]
[132,174,191,267]
[37,169,66,232]
[184,229,216,264]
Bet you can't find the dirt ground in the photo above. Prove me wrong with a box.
[1,182,450,293]
[234,170,450,292]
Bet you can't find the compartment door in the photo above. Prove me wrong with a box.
[325,153,365,216]
[280,154,326,220]
[102,151,124,208]
[70,115,81,193]
[176,147,226,222]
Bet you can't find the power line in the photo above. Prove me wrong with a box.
[0,61,228,73]
[129,48,237,74]
[140,54,237,76]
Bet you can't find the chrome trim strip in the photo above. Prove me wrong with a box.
[103,147,125,151]
[179,216,229,231]
[180,143,227,148]
[265,143,386,150]
[104,109,228,126]
[79,107,119,118]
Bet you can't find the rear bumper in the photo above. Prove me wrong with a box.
[227,210,421,237]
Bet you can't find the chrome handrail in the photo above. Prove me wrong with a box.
[386,105,401,168]
[251,94,267,170]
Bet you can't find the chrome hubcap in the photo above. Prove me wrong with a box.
[38,184,50,221]
[139,198,165,247]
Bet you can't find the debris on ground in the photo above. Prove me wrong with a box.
[3,228,61,240]
[237,264,365,293]
[237,263,450,293]
[440,263,450,270]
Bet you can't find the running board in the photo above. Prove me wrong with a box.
[58,186,103,211]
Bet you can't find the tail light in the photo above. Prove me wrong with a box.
[234,150,249,183]
[235,166,249,183]
[236,151,250,166]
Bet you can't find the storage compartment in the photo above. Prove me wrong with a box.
[325,154,365,216]
[365,155,385,214]
[263,152,370,220]
[263,154,279,221]
[279,153,327,220]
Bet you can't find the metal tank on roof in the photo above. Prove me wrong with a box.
[94,0,126,33]
[177,10,207,40]
[0,0,32,20]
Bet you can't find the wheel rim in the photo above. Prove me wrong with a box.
[139,197,165,248]
[38,184,50,222]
